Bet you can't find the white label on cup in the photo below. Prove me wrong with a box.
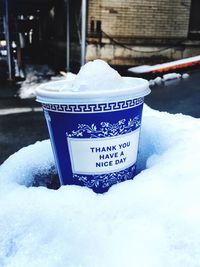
[67,129,140,175]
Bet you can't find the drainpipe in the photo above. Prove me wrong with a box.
[81,0,87,66]
[65,0,70,72]
[3,0,14,80]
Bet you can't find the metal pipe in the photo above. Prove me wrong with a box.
[66,0,70,72]
[81,0,87,66]
[3,0,13,80]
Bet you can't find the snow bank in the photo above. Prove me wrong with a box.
[0,106,200,267]
[18,64,76,99]
[149,76,162,86]
[149,72,189,86]
[162,73,181,81]
[182,73,190,79]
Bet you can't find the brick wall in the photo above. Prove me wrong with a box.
[88,0,192,41]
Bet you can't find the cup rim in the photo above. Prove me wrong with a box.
[36,77,150,104]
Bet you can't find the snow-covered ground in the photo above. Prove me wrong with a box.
[0,105,200,267]
[17,64,76,99]
[17,64,55,99]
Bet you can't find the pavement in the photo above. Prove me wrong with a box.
[144,68,200,118]
[0,81,49,164]
[0,66,200,165]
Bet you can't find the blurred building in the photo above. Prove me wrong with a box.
[0,0,82,79]
[0,0,200,79]
[87,0,200,65]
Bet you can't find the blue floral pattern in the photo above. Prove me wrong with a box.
[66,116,141,138]
[73,165,136,189]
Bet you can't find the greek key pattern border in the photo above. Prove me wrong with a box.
[42,97,144,113]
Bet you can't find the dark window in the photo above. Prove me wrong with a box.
[90,19,95,33]
[189,0,200,39]
[96,20,101,34]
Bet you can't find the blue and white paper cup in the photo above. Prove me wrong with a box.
[36,77,150,193]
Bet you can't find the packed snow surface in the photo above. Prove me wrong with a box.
[71,59,125,91]
[0,106,200,267]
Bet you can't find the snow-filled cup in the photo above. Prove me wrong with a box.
[36,73,150,193]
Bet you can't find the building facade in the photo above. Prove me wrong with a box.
[87,0,200,65]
